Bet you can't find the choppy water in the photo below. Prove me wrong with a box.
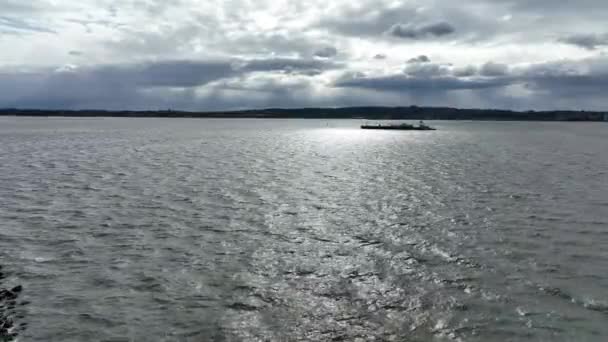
[0,118,607,341]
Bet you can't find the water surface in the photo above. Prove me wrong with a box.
[1,118,607,341]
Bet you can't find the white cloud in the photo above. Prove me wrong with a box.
[0,0,607,110]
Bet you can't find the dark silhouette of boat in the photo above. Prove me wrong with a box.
[361,121,436,131]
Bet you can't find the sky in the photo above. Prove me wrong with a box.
[1,0,608,111]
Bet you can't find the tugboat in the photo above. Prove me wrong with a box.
[361,120,436,131]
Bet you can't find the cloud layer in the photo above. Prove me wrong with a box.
[1,0,607,110]
[388,22,455,39]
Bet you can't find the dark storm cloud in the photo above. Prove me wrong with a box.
[453,66,477,77]
[519,58,608,96]
[407,55,431,64]
[34,61,236,89]
[131,61,237,87]
[525,74,608,95]
[0,67,343,112]
[404,62,450,78]
[313,46,338,58]
[558,33,608,50]
[334,73,509,92]
[331,55,608,110]
[238,57,340,74]
[4,56,608,111]
[388,22,455,39]
[479,62,509,77]
[0,57,340,109]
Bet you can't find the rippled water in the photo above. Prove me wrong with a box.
[1,117,607,341]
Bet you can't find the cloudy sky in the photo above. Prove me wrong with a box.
[1,0,607,111]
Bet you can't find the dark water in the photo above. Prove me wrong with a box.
[0,118,607,341]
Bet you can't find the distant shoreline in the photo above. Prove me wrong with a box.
[1,106,607,121]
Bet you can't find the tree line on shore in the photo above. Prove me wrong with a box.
[1,106,606,121]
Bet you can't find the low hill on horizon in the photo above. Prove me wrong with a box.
[1,106,607,121]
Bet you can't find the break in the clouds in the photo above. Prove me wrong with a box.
[1,0,608,111]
